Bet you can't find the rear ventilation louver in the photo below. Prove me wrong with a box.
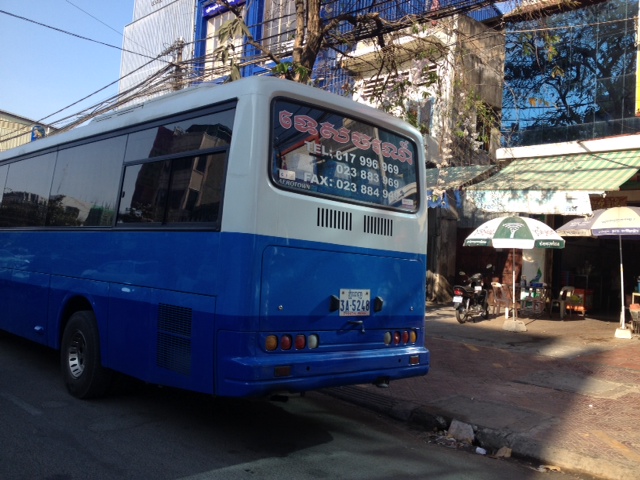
[364,215,393,236]
[317,208,352,231]
[157,303,192,376]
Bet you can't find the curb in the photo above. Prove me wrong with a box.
[322,386,633,480]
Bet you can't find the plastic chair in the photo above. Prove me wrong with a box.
[528,285,549,317]
[491,282,511,315]
[550,286,575,320]
[630,305,640,334]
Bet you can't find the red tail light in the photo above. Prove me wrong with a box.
[281,335,292,350]
[454,288,464,296]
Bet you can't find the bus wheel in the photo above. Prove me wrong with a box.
[61,311,112,399]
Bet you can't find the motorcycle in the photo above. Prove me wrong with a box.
[452,266,492,323]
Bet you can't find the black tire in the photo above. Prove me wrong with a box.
[455,305,467,324]
[482,307,489,320]
[61,311,112,399]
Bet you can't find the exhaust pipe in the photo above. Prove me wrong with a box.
[373,377,390,388]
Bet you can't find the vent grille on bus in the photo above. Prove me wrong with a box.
[157,303,192,376]
[364,215,393,236]
[317,208,352,231]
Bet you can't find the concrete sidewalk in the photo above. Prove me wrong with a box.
[324,304,640,480]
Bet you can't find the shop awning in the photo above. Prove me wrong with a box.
[465,150,640,191]
[465,189,594,215]
[426,165,496,190]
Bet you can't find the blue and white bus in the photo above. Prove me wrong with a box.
[0,77,429,398]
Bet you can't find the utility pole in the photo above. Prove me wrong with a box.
[171,37,186,91]
[158,37,186,91]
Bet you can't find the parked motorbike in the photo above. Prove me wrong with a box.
[452,266,492,323]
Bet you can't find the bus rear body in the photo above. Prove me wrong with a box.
[0,77,428,398]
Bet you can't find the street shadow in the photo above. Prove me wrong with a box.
[416,304,640,478]
[0,329,333,476]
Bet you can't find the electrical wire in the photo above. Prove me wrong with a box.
[64,0,156,57]
[6,0,623,145]
[0,9,165,62]
[0,49,178,143]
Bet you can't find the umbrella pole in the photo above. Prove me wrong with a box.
[502,246,527,332]
[512,248,516,319]
[616,235,632,338]
[614,234,632,339]
[619,235,626,330]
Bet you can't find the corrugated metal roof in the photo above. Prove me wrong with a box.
[466,150,640,191]
[0,121,31,152]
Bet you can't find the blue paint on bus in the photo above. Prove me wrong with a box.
[0,77,429,398]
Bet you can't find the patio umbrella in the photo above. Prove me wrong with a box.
[556,206,640,335]
[464,216,565,319]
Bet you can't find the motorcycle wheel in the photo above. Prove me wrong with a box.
[481,306,489,320]
[455,306,467,324]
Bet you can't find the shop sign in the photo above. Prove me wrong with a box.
[203,0,245,17]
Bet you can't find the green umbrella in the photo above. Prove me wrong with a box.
[464,216,565,318]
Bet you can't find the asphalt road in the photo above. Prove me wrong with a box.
[0,330,581,480]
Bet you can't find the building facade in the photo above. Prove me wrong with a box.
[501,0,640,147]
[119,0,196,98]
[482,0,640,312]
[0,111,56,152]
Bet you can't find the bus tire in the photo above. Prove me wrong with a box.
[61,311,112,399]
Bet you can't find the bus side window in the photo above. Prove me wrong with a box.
[117,152,226,226]
[0,153,55,228]
[165,152,225,224]
[118,161,170,224]
[47,136,126,227]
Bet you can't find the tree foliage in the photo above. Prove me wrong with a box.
[212,1,504,166]
[502,0,637,146]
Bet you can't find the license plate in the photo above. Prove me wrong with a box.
[453,295,463,303]
[339,289,371,316]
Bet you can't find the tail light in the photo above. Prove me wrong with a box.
[281,335,292,350]
[266,335,278,351]
[454,288,464,296]
[266,328,419,352]
[384,329,419,346]
[264,333,319,352]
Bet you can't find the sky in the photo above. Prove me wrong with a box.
[0,1,135,125]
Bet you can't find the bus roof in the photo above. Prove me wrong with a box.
[0,76,422,162]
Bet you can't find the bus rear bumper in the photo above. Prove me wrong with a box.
[215,347,430,398]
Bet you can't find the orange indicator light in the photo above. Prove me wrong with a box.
[266,335,278,351]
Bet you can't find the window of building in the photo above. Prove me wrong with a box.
[263,0,297,53]
[502,0,639,147]
[205,9,244,79]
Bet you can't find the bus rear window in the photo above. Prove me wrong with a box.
[271,99,419,212]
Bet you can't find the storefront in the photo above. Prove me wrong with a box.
[438,136,640,313]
